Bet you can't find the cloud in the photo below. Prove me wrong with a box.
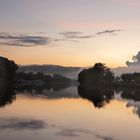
[0,118,46,130]
[96,29,123,35]
[60,30,123,41]
[126,51,140,66]
[0,33,51,47]
[0,30,124,47]
[60,31,93,39]
[53,38,80,43]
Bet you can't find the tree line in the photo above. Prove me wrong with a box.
[15,72,72,85]
[78,63,140,87]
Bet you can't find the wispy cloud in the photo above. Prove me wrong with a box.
[0,33,51,47]
[0,30,124,48]
[60,29,124,40]
[60,31,93,39]
[96,30,123,35]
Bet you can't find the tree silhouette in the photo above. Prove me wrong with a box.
[78,63,114,86]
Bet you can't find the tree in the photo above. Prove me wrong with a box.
[0,57,18,84]
[78,63,114,86]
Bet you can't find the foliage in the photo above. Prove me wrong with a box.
[0,57,18,83]
[78,63,114,86]
[120,73,140,86]
[15,72,72,85]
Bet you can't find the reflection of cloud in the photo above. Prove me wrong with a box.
[0,33,50,47]
[57,127,116,140]
[96,134,115,140]
[57,129,79,137]
[127,100,140,118]
[0,117,116,140]
[96,30,123,35]
[57,128,94,137]
[60,31,93,39]
[0,118,46,130]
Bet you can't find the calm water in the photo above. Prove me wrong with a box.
[0,85,140,140]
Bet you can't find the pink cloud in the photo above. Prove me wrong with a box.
[57,21,134,30]
[58,22,115,30]
[112,0,140,6]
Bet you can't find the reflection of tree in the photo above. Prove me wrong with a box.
[0,118,45,130]
[15,85,79,99]
[120,87,140,119]
[78,85,114,108]
[15,84,70,92]
[78,63,114,108]
[121,88,140,101]
[0,84,16,107]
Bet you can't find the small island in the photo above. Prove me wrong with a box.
[78,63,140,107]
[78,63,114,86]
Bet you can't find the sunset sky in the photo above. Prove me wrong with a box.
[0,0,140,67]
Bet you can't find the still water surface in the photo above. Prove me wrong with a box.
[0,86,140,140]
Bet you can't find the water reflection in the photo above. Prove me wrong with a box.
[78,85,114,108]
[15,84,71,92]
[0,84,15,107]
[0,118,45,130]
[1,83,140,111]
[56,128,115,140]
[78,85,140,120]
[1,84,140,140]
[119,87,140,119]
[0,84,79,108]
[15,85,79,99]
[121,88,140,101]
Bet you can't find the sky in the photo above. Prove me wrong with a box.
[0,0,140,67]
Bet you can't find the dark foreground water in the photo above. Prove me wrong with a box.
[0,85,140,140]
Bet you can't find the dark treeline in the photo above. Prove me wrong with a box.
[1,57,140,109]
[78,63,114,86]
[0,57,17,108]
[0,56,18,85]
[78,63,140,87]
[15,83,70,92]
[115,73,140,87]
[15,72,73,85]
